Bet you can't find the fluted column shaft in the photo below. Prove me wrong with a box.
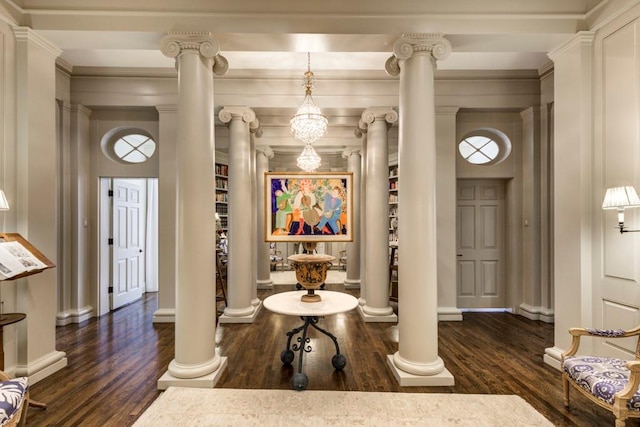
[385,33,454,385]
[160,32,228,381]
[343,148,361,288]
[220,106,259,322]
[256,146,274,288]
[361,108,397,321]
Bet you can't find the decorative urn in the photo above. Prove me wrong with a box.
[287,253,335,302]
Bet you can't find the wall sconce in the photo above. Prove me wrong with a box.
[602,186,640,233]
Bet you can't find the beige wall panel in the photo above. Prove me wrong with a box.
[602,21,640,282]
[602,299,639,356]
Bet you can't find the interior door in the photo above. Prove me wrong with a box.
[456,179,505,308]
[111,179,145,309]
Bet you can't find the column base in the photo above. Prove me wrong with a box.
[15,351,67,384]
[219,305,261,324]
[519,303,555,323]
[158,357,228,390]
[56,306,93,326]
[437,307,463,321]
[257,279,273,289]
[344,279,361,289]
[386,355,454,386]
[358,305,397,323]
[153,308,175,323]
[543,346,563,371]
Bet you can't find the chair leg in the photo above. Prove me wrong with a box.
[562,375,570,407]
[18,393,29,427]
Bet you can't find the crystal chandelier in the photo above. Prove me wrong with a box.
[290,52,328,145]
[296,143,322,172]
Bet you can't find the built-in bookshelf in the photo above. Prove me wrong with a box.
[388,164,399,300]
[215,163,229,231]
[388,165,398,242]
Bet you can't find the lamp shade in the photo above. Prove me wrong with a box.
[602,186,640,209]
[0,190,9,211]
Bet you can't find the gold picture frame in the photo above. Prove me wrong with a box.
[265,172,353,242]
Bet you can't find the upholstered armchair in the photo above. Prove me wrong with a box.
[562,325,640,426]
[338,250,347,271]
[270,244,284,272]
[0,371,28,427]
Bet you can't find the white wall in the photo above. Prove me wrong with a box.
[593,6,640,359]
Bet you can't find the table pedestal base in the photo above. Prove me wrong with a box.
[279,316,346,391]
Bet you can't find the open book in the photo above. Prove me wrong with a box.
[0,240,48,280]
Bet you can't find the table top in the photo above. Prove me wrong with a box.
[0,313,25,327]
[287,253,336,263]
[263,291,358,316]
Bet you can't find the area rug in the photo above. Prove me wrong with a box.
[271,269,346,286]
[133,387,553,426]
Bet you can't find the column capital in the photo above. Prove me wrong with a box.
[256,146,274,158]
[548,31,595,62]
[160,31,228,75]
[354,119,368,138]
[155,105,177,114]
[13,27,62,58]
[250,119,263,138]
[218,106,256,124]
[69,104,93,118]
[342,147,362,159]
[385,33,451,76]
[361,107,398,127]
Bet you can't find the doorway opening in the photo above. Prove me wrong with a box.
[456,179,507,310]
[99,178,158,313]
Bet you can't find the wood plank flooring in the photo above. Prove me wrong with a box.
[26,284,626,426]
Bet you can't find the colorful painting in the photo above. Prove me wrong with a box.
[265,172,353,242]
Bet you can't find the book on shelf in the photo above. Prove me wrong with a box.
[0,240,49,280]
[215,164,229,176]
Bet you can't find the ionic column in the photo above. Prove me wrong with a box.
[359,108,397,323]
[250,122,263,306]
[219,106,260,323]
[355,123,368,306]
[342,147,361,289]
[158,32,229,389]
[256,146,275,289]
[385,33,454,386]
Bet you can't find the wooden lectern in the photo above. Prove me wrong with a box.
[0,233,55,410]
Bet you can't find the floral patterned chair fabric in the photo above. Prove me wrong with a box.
[270,243,284,272]
[0,372,28,427]
[338,250,347,271]
[562,326,640,427]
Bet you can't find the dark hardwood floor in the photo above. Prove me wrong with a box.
[26,284,626,426]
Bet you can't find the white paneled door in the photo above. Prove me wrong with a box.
[111,179,145,309]
[456,180,506,308]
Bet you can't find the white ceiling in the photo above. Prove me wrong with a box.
[8,0,612,73]
[1,0,624,166]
